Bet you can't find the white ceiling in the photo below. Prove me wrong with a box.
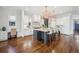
[0,6,78,15]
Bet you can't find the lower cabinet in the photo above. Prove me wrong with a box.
[33,30,49,44]
[23,28,33,36]
[0,31,7,41]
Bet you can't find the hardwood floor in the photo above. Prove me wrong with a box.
[0,34,79,53]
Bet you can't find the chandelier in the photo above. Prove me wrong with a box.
[42,6,55,19]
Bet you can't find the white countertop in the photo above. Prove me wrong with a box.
[33,27,57,33]
[34,28,51,32]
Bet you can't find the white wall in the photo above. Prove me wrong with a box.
[56,15,72,35]
[0,7,22,37]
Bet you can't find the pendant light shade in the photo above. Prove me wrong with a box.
[42,6,55,19]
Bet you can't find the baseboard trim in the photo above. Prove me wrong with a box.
[24,35,32,37]
[60,33,73,36]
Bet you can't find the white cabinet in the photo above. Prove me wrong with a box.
[23,28,33,36]
[0,31,7,41]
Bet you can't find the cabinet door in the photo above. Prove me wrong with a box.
[0,32,7,41]
[24,29,32,36]
[2,36,7,40]
[44,32,49,44]
[33,30,38,39]
[37,31,41,41]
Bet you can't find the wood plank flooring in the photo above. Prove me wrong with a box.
[0,34,79,53]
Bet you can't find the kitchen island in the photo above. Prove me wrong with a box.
[33,28,55,44]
